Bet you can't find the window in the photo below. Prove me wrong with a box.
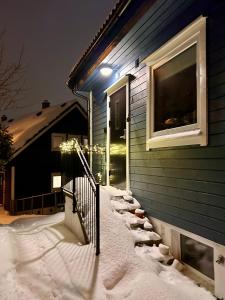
[181,234,214,280]
[51,173,61,190]
[144,16,207,149]
[51,133,66,151]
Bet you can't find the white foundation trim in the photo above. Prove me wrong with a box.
[150,216,225,299]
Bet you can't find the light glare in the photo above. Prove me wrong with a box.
[100,67,113,76]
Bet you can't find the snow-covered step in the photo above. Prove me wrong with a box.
[113,210,150,229]
[135,244,174,265]
[110,195,141,212]
[131,228,162,246]
[134,208,145,218]
[159,243,170,255]
[144,221,153,231]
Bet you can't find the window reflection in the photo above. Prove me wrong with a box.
[181,235,214,279]
[154,45,197,132]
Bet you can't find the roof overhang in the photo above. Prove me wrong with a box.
[67,0,157,91]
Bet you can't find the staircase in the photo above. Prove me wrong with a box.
[108,188,182,269]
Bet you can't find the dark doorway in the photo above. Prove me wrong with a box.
[109,86,126,189]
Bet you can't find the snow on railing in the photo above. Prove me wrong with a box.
[61,139,100,255]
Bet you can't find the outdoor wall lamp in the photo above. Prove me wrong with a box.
[99,64,113,76]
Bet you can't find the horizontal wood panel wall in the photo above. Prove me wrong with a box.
[87,0,225,245]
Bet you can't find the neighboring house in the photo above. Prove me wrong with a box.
[67,0,225,297]
[1,98,87,214]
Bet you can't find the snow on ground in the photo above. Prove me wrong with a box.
[0,187,216,300]
[0,213,97,300]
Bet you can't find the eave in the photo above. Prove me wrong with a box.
[67,0,157,91]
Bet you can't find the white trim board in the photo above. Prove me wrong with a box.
[105,75,131,191]
[150,216,225,299]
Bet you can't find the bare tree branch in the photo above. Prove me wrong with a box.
[0,31,26,112]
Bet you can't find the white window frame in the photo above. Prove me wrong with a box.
[143,16,207,149]
[105,75,130,191]
[51,133,66,151]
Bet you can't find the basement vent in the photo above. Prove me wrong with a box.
[181,234,214,279]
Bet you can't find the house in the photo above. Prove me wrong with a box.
[67,0,225,297]
[1,97,88,215]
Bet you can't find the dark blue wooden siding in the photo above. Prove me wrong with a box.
[87,0,225,245]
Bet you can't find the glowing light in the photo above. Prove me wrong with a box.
[60,139,106,155]
[60,138,77,153]
[110,143,126,155]
[100,66,113,77]
[96,172,102,183]
[53,175,61,188]
[92,144,105,155]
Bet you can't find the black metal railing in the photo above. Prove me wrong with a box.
[61,139,100,255]
[15,190,65,215]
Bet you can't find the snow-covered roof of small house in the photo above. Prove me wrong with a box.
[7,96,87,159]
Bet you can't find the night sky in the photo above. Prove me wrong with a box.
[0,0,118,118]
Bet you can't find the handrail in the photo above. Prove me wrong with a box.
[15,190,64,215]
[16,191,61,202]
[61,186,89,245]
[74,140,96,188]
[61,138,100,255]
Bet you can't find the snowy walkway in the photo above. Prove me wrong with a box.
[0,206,41,225]
[0,214,98,300]
[0,188,216,300]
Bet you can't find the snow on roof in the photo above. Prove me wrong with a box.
[7,96,87,157]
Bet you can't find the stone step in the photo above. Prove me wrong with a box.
[135,244,174,265]
[114,210,149,229]
[131,228,162,246]
[110,190,174,265]
[110,195,141,212]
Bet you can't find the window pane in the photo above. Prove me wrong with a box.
[53,175,61,188]
[154,45,197,132]
[52,136,64,149]
[181,235,214,279]
[52,134,66,151]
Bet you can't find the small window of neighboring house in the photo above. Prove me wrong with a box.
[51,133,66,151]
[52,173,61,190]
[143,16,207,149]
